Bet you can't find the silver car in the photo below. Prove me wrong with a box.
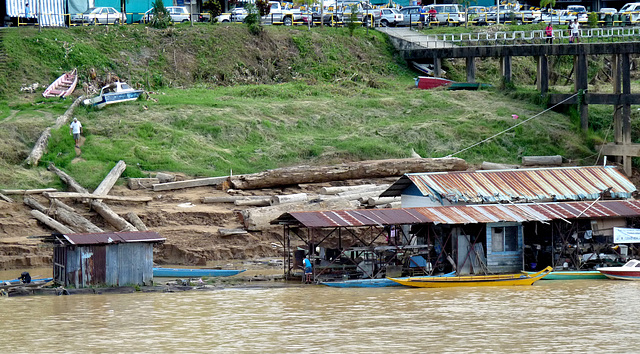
[379,8,403,27]
[140,6,191,23]
[71,7,125,25]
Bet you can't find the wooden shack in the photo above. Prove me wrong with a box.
[47,231,165,288]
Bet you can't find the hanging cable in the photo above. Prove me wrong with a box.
[446,91,584,158]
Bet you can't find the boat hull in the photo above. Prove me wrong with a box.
[597,268,640,280]
[523,270,608,280]
[322,272,456,288]
[415,76,454,90]
[389,267,552,288]
[43,68,78,98]
[153,268,245,278]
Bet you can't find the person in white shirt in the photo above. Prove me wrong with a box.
[570,19,580,43]
[69,117,83,148]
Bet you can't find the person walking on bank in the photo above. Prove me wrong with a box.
[69,117,82,148]
[545,22,554,44]
[570,19,580,43]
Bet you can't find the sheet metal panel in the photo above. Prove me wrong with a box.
[275,200,640,228]
[386,166,635,204]
[7,0,65,26]
[63,231,164,245]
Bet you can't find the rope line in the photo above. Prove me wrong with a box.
[446,91,583,158]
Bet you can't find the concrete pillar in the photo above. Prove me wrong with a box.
[612,54,622,146]
[574,54,588,132]
[466,57,476,83]
[501,56,512,83]
[433,56,442,78]
[537,56,549,94]
[622,53,632,176]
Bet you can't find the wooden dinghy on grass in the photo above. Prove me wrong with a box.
[43,68,78,98]
[388,266,552,288]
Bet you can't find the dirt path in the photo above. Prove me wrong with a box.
[71,135,86,163]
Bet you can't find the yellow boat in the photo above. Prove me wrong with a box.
[388,266,553,288]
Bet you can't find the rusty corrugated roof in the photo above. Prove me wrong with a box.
[62,231,165,245]
[379,166,636,203]
[271,200,640,227]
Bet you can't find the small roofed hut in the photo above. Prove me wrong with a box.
[44,231,165,288]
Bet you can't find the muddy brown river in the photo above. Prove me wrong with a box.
[1,268,638,352]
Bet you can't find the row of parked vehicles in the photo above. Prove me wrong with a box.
[67,2,640,27]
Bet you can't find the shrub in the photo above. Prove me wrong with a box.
[150,0,171,29]
[588,12,598,28]
[244,3,262,35]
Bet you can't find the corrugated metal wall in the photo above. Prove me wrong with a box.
[6,0,65,26]
[486,222,523,273]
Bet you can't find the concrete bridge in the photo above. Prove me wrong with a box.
[379,27,640,175]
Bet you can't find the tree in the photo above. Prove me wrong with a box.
[294,0,315,30]
[540,0,556,12]
[457,0,477,28]
[244,2,262,34]
[150,0,171,29]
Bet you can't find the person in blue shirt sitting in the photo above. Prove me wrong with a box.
[303,256,313,284]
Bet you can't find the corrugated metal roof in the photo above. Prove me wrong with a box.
[271,200,640,228]
[62,231,165,245]
[379,166,636,203]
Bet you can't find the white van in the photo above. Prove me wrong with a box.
[619,2,640,23]
[424,4,465,25]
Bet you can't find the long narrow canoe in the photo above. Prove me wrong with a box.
[388,266,552,288]
[522,270,607,280]
[0,277,53,290]
[43,68,78,98]
[153,268,246,278]
[321,272,456,288]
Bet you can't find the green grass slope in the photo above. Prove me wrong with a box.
[0,24,606,189]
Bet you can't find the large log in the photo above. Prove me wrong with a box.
[480,161,520,170]
[270,193,308,206]
[521,155,563,166]
[24,96,83,167]
[234,198,272,206]
[124,212,148,231]
[51,200,103,233]
[320,184,377,195]
[152,176,228,191]
[366,197,400,206]
[23,197,47,213]
[0,188,57,195]
[203,196,270,204]
[0,193,13,203]
[241,199,358,231]
[43,192,152,202]
[336,185,390,198]
[229,157,468,190]
[30,210,74,234]
[48,164,137,231]
[93,160,126,196]
[128,178,160,190]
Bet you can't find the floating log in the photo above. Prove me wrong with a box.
[30,210,74,234]
[128,178,160,190]
[152,176,228,191]
[234,197,272,207]
[320,184,377,195]
[43,192,152,202]
[366,197,400,206]
[0,188,57,195]
[93,160,126,196]
[229,157,468,190]
[219,228,248,236]
[0,193,14,203]
[156,172,175,183]
[480,161,520,170]
[48,164,137,231]
[124,212,148,231]
[241,199,357,231]
[270,193,308,206]
[521,155,563,166]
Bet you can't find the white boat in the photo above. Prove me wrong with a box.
[83,82,143,109]
[43,68,78,98]
[597,259,640,280]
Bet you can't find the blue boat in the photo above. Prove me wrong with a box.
[321,272,455,288]
[153,268,246,278]
[0,277,53,285]
[83,82,143,109]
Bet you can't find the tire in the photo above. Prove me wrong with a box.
[362,16,369,26]
[114,19,120,25]
[283,16,292,26]
[222,19,229,23]
[182,19,189,23]
[93,18,99,25]
[381,19,389,27]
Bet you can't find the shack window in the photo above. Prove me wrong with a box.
[492,226,518,252]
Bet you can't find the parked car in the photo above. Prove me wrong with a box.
[140,6,191,23]
[397,5,423,27]
[467,6,488,24]
[618,2,640,23]
[379,8,403,27]
[301,11,343,26]
[599,7,617,15]
[215,8,249,23]
[423,4,465,25]
[71,7,125,25]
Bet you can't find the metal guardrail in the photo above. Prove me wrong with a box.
[400,26,640,48]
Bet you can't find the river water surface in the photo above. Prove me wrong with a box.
[1,274,638,353]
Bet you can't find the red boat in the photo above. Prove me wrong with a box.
[415,76,454,90]
[597,259,640,280]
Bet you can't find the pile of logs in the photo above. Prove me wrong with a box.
[20,160,149,234]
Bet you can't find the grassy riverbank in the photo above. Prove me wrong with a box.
[0,24,615,189]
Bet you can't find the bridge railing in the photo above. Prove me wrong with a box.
[412,26,640,47]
